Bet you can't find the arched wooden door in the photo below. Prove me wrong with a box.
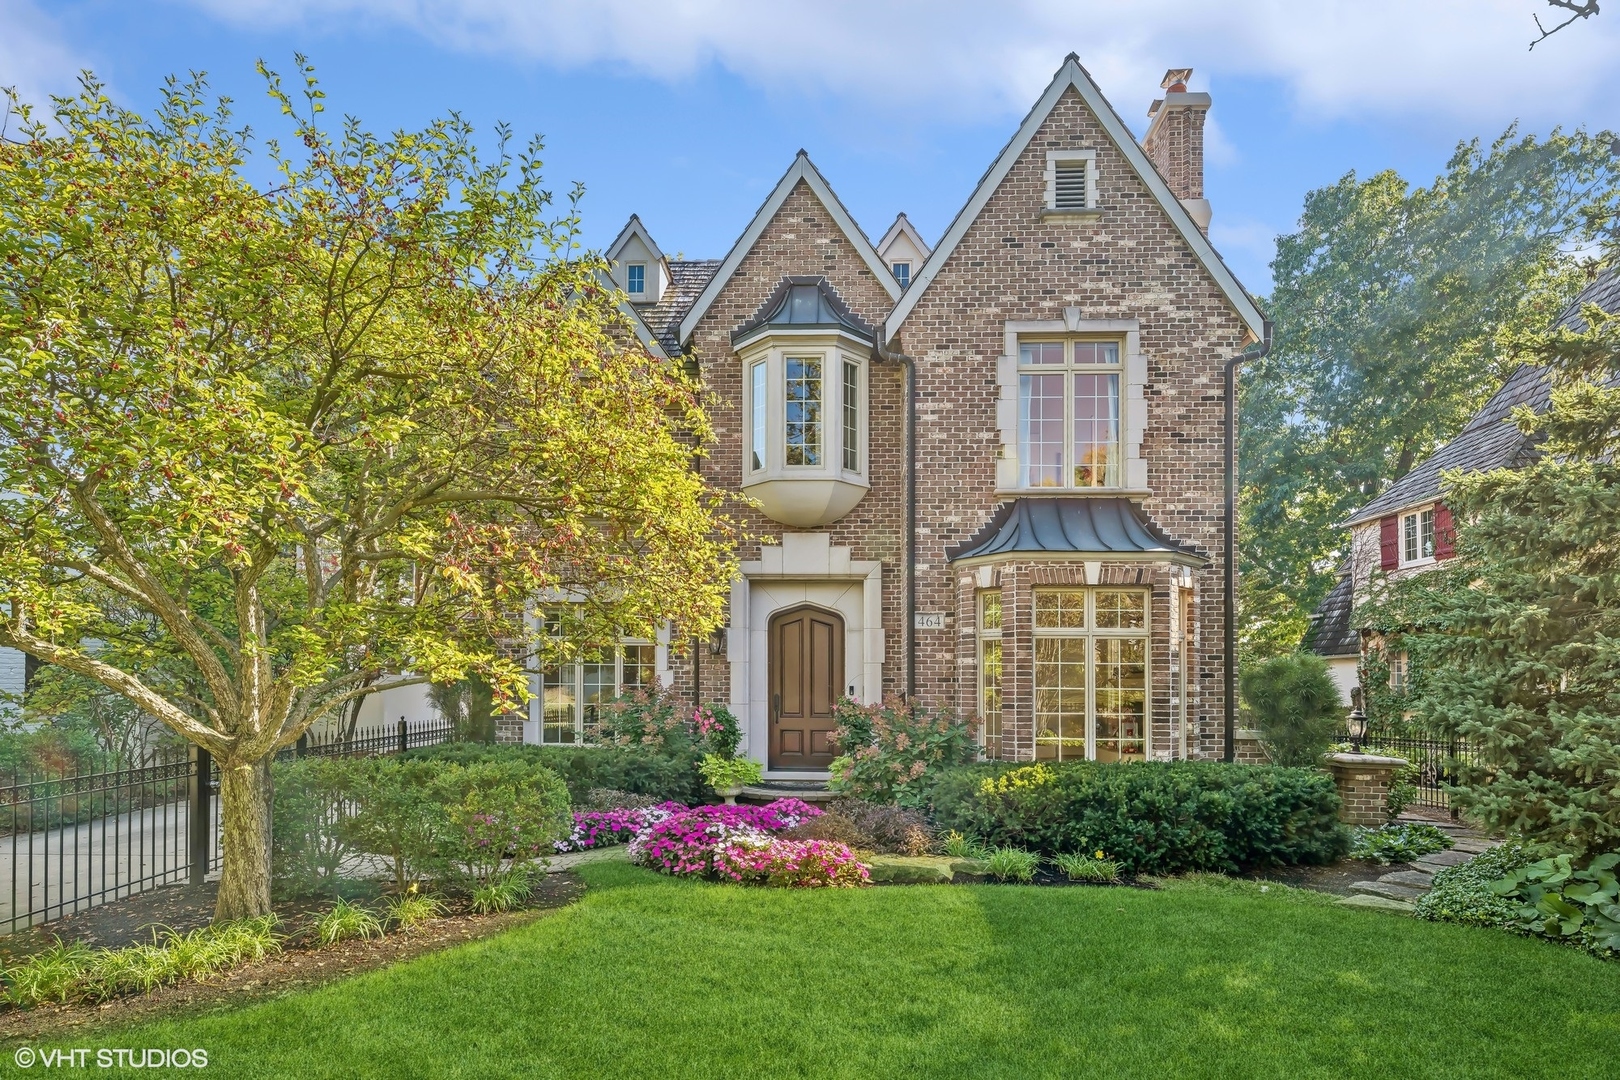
[768,605,844,770]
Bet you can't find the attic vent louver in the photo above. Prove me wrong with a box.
[1054,163,1089,210]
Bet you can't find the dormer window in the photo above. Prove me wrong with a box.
[626,263,646,297]
[1043,150,1099,218]
[891,261,911,289]
[735,277,874,527]
[1401,507,1436,566]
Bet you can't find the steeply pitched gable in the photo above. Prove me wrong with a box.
[678,152,900,345]
[883,54,1266,343]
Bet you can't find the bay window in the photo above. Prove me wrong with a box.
[1033,588,1148,761]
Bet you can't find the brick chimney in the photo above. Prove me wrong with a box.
[1142,68,1212,234]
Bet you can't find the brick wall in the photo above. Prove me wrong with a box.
[893,86,1248,759]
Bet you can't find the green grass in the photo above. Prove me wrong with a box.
[42,863,1620,1079]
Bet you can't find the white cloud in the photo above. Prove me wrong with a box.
[181,0,1620,132]
[0,0,89,118]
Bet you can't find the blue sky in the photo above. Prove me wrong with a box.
[3,1,1616,293]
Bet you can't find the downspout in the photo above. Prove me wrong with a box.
[877,339,917,700]
[1223,321,1273,761]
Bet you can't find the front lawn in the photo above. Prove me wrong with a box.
[68,863,1620,1078]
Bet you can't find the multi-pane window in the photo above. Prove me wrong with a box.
[626,264,645,295]
[1033,588,1148,762]
[842,361,859,473]
[750,361,767,472]
[892,261,911,288]
[538,613,658,744]
[1017,340,1121,489]
[784,357,823,466]
[1401,507,1435,565]
[978,591,1003,758]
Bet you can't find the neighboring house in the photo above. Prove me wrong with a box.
[0,646,25,721]
[520,57,1268,776]
[1311,265,1620,704]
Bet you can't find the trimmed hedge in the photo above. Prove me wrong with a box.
[929,760,1349,874]
[404,742,711,806]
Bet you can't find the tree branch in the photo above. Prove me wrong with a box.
[0,625,229,754]
[1531,0,1600,49]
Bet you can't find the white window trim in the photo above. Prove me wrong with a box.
[1032,587,1152,762]
[977,590,1003,757]
[1042,149,1099,219]
[738,334,868,486]
[891,260,911,288]
[1399,505,1437,568]
[625,262,647,297]
[996,317,1147,493]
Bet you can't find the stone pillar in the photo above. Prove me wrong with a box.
[1325,753,1409,827]
[1232,727,1269,763]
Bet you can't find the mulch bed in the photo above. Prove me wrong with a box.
[0,873,585,1043]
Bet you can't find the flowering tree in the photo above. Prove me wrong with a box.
[0,66,734,920]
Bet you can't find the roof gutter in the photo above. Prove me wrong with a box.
[1224,321,1273,762]
[877,338,917,699]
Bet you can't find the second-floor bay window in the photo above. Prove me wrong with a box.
[1017,339,1121,488]
[735,277,874,527]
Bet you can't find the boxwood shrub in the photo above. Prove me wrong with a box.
[404,742,710,806]
[929,760,1349,874]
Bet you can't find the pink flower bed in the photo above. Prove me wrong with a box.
[555,803,684,853]
[713,836,870,888]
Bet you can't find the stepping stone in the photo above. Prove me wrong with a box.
[1349,880,1429,902]
[1449,839,1496,854]
[1337,894,1415,914]
[1414,849,1473,869]
[1378,870,1435,889]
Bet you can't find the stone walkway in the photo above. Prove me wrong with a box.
[1335,819,1498,914]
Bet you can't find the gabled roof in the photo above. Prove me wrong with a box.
[883,54,1266,343]
[605,213,666,266]
[947,497,1205,565]
[876,213,931,261]
[1344,265,1620,527]
[678,151,901,345]
[732,276,876,349]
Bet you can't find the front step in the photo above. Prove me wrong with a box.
[739,781,836,804]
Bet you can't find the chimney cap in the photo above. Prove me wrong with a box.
[1161,68,1193,90]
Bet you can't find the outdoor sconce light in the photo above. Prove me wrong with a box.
[1347,687,1369,752]
[709,627,728,656]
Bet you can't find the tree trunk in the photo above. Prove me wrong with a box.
[215,755,274,922]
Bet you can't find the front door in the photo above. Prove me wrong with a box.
[768,605,844,771]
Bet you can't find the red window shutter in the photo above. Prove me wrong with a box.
[1434,503,1456,559]
[1379,515,1399,570]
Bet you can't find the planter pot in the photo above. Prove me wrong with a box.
[718,784,745,805]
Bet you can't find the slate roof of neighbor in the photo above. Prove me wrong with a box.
[635,260,722,353]
[1305,567,1359,658]
[1345,266,1620,526]
[948,497,1205,563]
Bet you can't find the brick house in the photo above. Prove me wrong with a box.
[1308,265,1620,705]
[525,56,1268,777]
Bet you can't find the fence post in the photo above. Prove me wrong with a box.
[189,746,212,887]
[296,731,308,759]
[398,717,408,756]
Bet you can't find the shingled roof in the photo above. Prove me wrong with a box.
[1305,568,1359,659]
[634,260,723,354]
[1345,265,1619,526]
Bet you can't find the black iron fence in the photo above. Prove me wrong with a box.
[1342,732,1481,812]
[1,718,454,936]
